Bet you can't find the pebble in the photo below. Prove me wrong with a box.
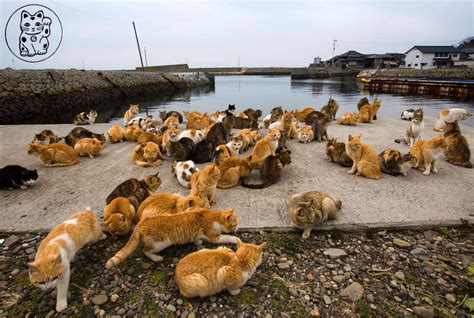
[410,247,430,257]
[323,295,331,305]
[343,264,352,272]
[445,293,456,304]
[323,248,347,259]
[167,304,176,312]
[340,282,364,301]
[176,298,184,305]
[394,271,405,280]
[310,307,320,316]
[11,269,20,276]
[4,235,20,247]
[281,313,290,318]
[413,306,434,318]
[117,308,126,315]
[393,238,411,248]
[187,312,196,318]
[333,275,345,284]
[91,294,108,306]
[277,262,290,270]
[110,294,119,303]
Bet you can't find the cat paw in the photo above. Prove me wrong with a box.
[20,185,28,190]
[432,168,438,173]
[56,301,67,312]
[144,252,163,262]
[348,170,356,174]
[422,170,431,176]
[356,172,362,176]
[20,51,28,56]
[99,232,107,240]
[228,288,241,296]
[43,18,52,25]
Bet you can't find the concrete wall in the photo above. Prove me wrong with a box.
[358,68,474,79]
[136,64,190,72]
[0,69,213,124]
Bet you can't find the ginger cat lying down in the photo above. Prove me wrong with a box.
[175,239,266,297]
[132,142,164,167]
[137,193,205,220]
[105,208,238,269]
[27,143,79,167]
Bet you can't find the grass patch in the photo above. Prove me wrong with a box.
[129,291,141,304]
[238,289,258,305]
[404,272,420,285]
[355,299,372,318]
[150,270,167,284]
[329,229,345,241]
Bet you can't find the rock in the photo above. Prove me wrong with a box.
[110,294,119,303]
[333,275,345,284]
[437,277,450,288]
[187,313,196,318]
[281,313,290,318]
[117,308,126,315]
[323,248,347,259]
[445,294,456,304]
[265,314,273,318]
[11,269,20,276]
[176,298,184,305]
[310,307,320,316]
[394,271,405,280]
[288,288,298,297]
[277,262,290,270]
[362,245,371,253]
[410,247,430,257]
[343,264,352,272]
[366,293,375,303]
[167,304,176,312]
[3,235,20,248]
[323,295,331,305]
[413,306,434,318]
[393,238,411,248]
[91,294,108,306]
[340,282,364,302]
[306,273,314,281]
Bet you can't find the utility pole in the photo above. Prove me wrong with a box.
[238,56,240,68]
[332,38,337,67]
[11,59,15,69]
[82,60,85,70]
[132,21,145,71]
[144,46,148,67]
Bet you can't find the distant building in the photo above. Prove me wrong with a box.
[327,50,366,68]
[325,51,403,69]
[404,46,465,69]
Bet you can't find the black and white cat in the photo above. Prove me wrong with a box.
[0,165,38,190]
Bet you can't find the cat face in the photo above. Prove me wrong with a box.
[221,209,238,232]
[372,99,381,109]
[327,138,337,149]
[267,128,281,141]
[88,110,97,118]
[347,134,362,151]
[402,153,418,166]
[21,10,45,35]
[129,104,139,116]
[28,254,63,291]
[27,143,42,155]
[412,109,423,124]
[277,148,292,165]
[143,173,161,191]
[167,127,180,141]
[229,137,243,150]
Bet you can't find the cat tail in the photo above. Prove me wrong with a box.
[240,178,275,189]
[335,199,342,210]
[105,228,141,269]
[178,273,210,297]
[394,139,402,144]
[134,160,162,167]
[44,158,79,167]
[448,160,473,168]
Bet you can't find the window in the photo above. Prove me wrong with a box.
[416,55,419,58]
[408,64,412,67]
[415,64,418,66]
[453,54,458,57]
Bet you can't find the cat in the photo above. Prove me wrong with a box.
[73,110,97,125]
[0,165,38,190]
[132,142,164,167]
[206,122,228,149]
[164,116,180,128]
[226,136,243,156]
[107,124,126,143]
[443,122,472,168]
[192,139,214,163]
[233,116,253,129]
[28,143,79,167]
[401,108,416,121]
[262,114,272,129]
[249,128,280,168]
[106,173,161,210]
[124,126,145,142]
[394,108,424,146]
[28,208,106,312]
[243,108,263,122]
[105,208,238,268]
[410,135,447,175]
[137,193,205,220]
[294,107,317,122]
[234,129,261,152]
[270,106,284,123]
[434,108,471,132]
[222,113,235,135]
[175,239,265,297]
[171,160,199,188]
[242,146,291,189]
[73,138,104,158]
[64,127,106,147]
[296,125,314,143]
[310,112,330,142]
[214,144,233,166]
[170,137,194,161]
[345,135,381,179]
[33,129,61,145]
[320,99,339,121]
[337,112,359,126]
[326,139,353,167]
[289,191,341,239]
[210,111,227,123]
[379,149,418,176]
[143,115,159,130]
[357,97,369,112]
[280,112,297,140]
[179,129,205,144]
[160,110,184,123]
[127,116,145,128]
[358,99,381,123]
[190,163,221,208]
[187,113,214,130]
[19,10,51,57]
[304,110,326,125]
[137,131,162,145]
[217,156,253,189]
[124,104,139,126]
[103,197,136,236]
[162,126,181,156]
[227,104,236,115]
[183,111,203,120]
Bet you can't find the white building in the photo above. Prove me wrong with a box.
[404,46,463,69]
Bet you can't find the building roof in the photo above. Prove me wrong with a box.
[337,50,365,58]
[406,46,461,54]
[461,47,474,54]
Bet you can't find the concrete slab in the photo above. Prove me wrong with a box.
[0,116,473,232]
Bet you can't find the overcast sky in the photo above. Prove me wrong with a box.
[1,0,472,70]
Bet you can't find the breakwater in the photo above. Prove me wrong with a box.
[0,69,213,124]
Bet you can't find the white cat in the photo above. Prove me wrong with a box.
[434,108,471,132]
[226,139,243,156]
[171,160,199,188]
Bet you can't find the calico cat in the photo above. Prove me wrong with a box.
[164,116,180,128]
[262,114,272,129]
[337,112,359,126]
[137,131,162,145]
[289,191,341,239]
[74,138,104,158]
[326,139,353,167]
[127,116,145,128]
[137,193,204,220]
[64,127,106,147]
[443,122,472,168]
[170,137,194,161]
[106,173,161,211]
[294,107,316,122]
[250,128,280,168]
[171,160,199,188]
[124,126,145,142]
[214,144,233,166]
[132,142,164,167]
[296,125,314,143]
[206,122,228,149]
[33,129,60,145]
[190,163,221,208]
[73,110,97,125]
[124,104,139,126]
[358,99,381,123]
[270,106,284,123]
[217,157,253,189]
[105,208,238,268]
[175,239,266,297]
[242,147,291,189]
[226,136,243,156]
[29,208,105,312]
[107,124,125,143]
[346,135,381,179]
[320,99,339,121]
[162,126,181,156]
[19,10,51,57]
[210,111,227,123]
[394,108,424,146]
[160,110,184,123]
[410,135,447,175]
[0,165,38,190]
[401,108,416,121]
[310,112,330,142]
[179,129,205,144]
[103,197,136,236]
[28,143,79,167]
[434,108,471,132]
[192,139,214,163]
[379,149,418,176]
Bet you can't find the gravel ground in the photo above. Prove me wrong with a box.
[1,226,472,317]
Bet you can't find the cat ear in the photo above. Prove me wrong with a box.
[21,11,29,19]
[52,254,62,267]
[27,262,38,273]
[236,238,243,248]
[258,242,267,251]
[227,208,236,215]
[35,11,44,19]
[348,135,353,141]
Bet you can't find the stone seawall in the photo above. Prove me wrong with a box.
[358,68,474,79]
[0,69,213,124]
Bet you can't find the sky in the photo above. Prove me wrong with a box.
[1,0,473,70]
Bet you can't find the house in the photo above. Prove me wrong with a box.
[404,46,464,69]
[327,50,366,68]
[364,53,405,68]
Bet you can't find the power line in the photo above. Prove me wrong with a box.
[49,0,128,24]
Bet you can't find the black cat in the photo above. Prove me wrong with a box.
[192,139,214,163]
[206,122,228,149]
[226,104,236,115]
[64,127,106,147]
[0,165,38,190]
[170,137,194,161]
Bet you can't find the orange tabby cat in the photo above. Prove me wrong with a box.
[162,126,181,156]
[28,208,105,312]
[183,111,203,120]
[137,193,205,220]
[124,104,139,126]
[105,208,238,268]
[103,197,136,236]
[137,131,163,145]
[249,128,280,168]
[234,129,261,152]
[345,134,381,179]
[164,116,179,128]
[410,135,447,175]
[217,156,253,189]
[187,112,212,130]
[281,112,297,139]
[296,125,314,143]
[294,107,316,122]
[27,143,79,167]
[132,142,164,167]
[73,137,104,158]
[358,99,381,123]
[175,239,266,297]
[190,163,221,208]
[125,126,145,142]
[214,144,233,166]
[108,124,125,143]
[337,112,359,126]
